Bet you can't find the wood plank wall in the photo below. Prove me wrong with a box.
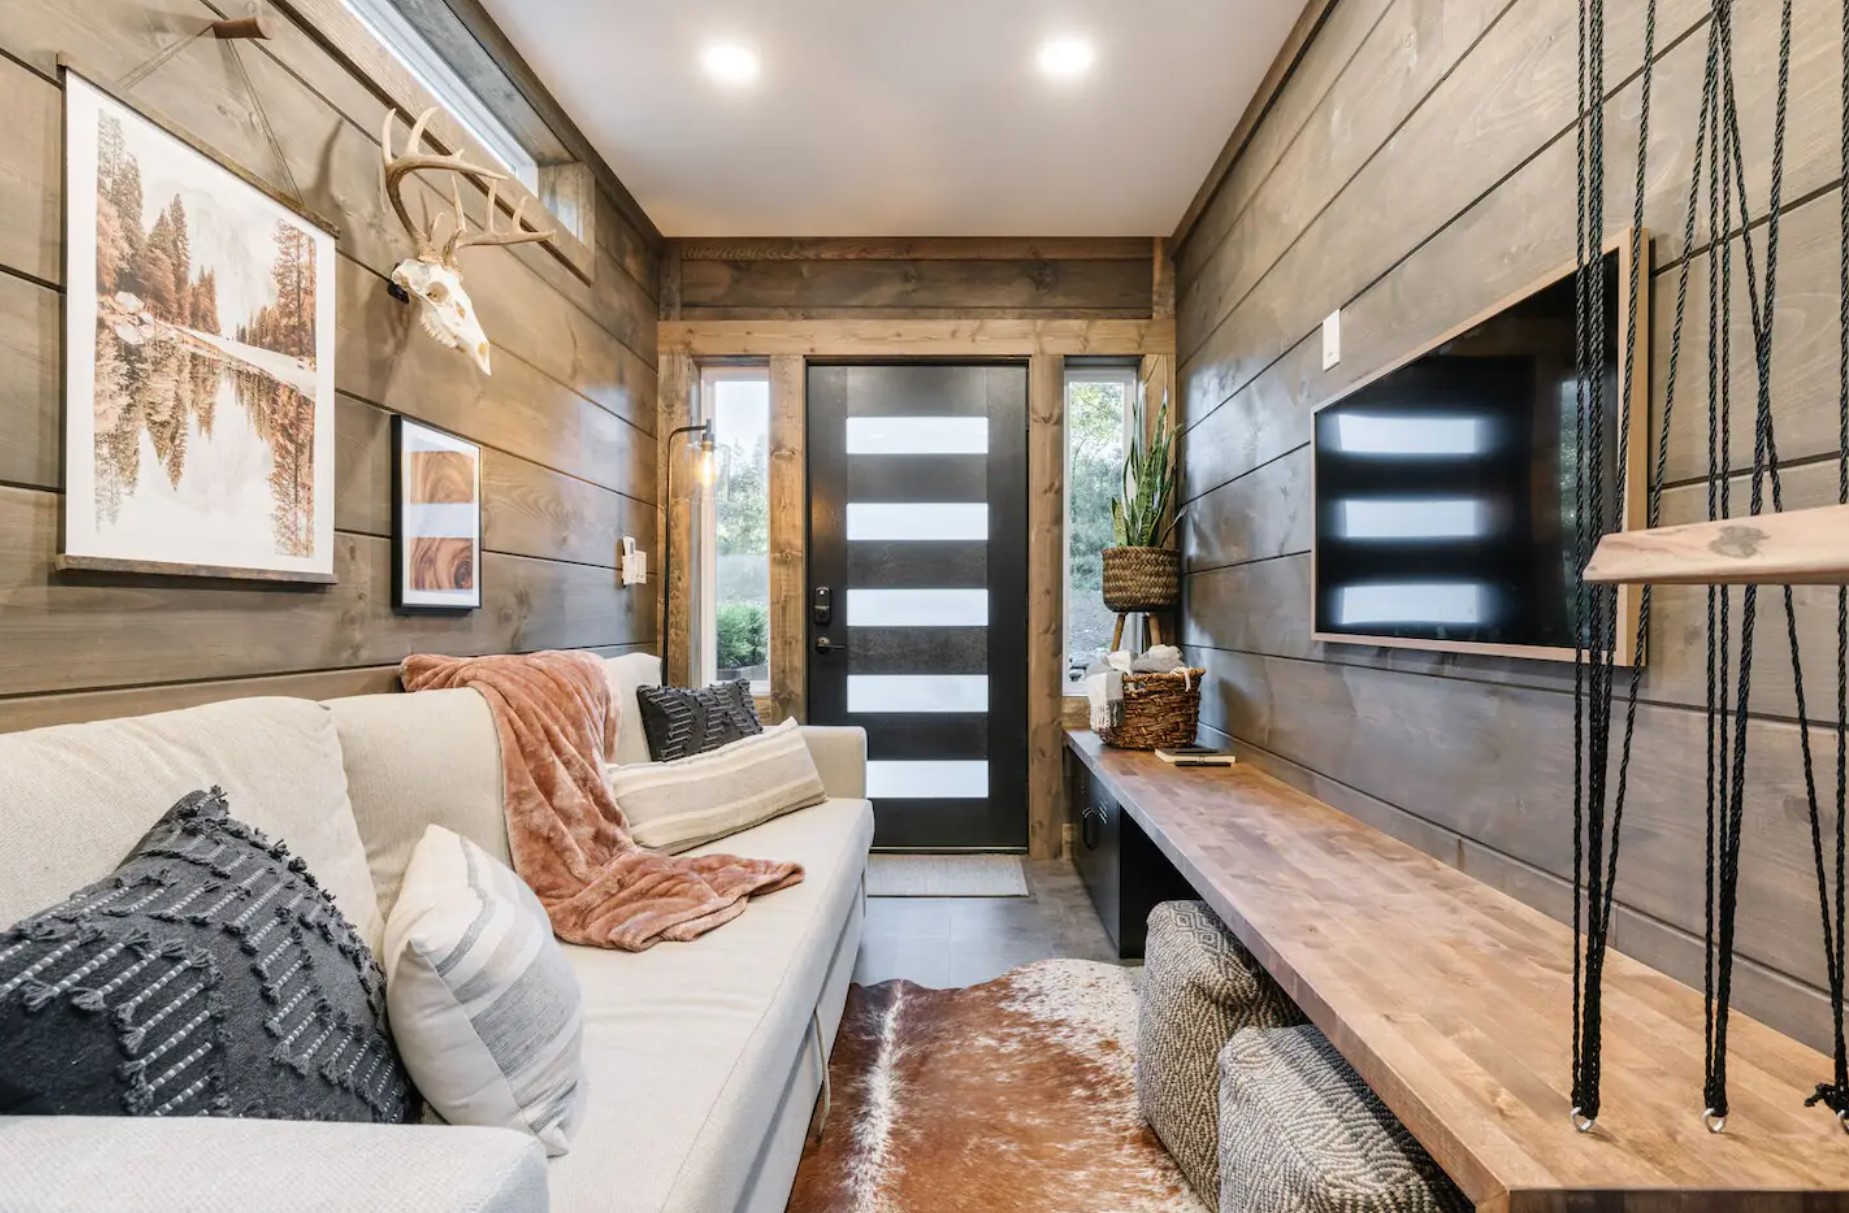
[666,238,1157,321]
[0,0,660,732]
[659,236,1163,857]
[1171,0,1848,1052]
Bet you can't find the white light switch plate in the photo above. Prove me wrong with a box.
[1322,309,1342,370]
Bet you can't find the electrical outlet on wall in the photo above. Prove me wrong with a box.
[619,537,647,586]
[1322,309,1342,370]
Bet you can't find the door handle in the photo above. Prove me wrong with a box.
[814,636,848,654]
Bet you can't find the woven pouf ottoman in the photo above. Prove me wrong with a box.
[1218,1024,1469,1213]
[1136,900,1304,1203]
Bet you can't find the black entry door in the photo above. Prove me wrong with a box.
[807,364,1028,851]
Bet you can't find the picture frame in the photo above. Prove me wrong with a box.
[392,415,483,612]
[57,64,339,583]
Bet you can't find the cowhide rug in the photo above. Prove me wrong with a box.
[787,959,1207,1213]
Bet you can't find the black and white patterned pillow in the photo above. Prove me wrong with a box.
[0,788,416,1123]
[634,679,763,762]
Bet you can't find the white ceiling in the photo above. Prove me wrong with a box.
[475,0,1307,237]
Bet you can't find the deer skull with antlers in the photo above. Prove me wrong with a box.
[380,108,553,375]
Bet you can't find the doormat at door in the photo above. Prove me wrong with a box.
[788,960,1205,1213]
[866,854,1029,897]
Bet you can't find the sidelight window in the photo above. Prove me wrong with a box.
[1063,365,1140,690]
[699,365,773,694]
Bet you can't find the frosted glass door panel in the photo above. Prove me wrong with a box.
[848,676,989,714]
[847,417,989,455]
[847,589,988,628]
[846,503,988,541]
[866,761,990,799]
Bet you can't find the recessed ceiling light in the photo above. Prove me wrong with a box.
[702,42,760,86]
[1037,35,1096,80]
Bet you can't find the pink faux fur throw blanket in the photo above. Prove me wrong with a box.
[400,650,803,950]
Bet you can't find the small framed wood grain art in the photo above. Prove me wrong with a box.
[392,416,482,612]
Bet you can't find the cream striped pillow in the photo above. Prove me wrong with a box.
[606,719,828,853]
[384,825,586,1156]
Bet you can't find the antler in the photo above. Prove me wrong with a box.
[445,179,554,260]
[380,107,530,264]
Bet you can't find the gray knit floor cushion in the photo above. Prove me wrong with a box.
[1218,1025,1469,1213]
[1136,900,1304,1203]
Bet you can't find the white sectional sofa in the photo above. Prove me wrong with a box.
[0,660,872,1213]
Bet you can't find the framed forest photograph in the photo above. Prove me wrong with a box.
[60,68,337,582]
[392,416,482,612]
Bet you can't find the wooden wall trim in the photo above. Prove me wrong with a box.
[1026,354,1067,859]
[659,318,1175,359]
[677,237,1153,262]
[1169,0,1341,250]
[766,354,807,723]
[657,352,697,686]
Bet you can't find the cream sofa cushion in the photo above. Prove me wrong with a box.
[547,796,873,1213]
[603,653,662,766]
[0,698,382,951]
[327,688,508,921]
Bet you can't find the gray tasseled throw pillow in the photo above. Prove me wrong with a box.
[0,788,416,1123]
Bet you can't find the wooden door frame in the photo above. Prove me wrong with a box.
[657,318,1176,858]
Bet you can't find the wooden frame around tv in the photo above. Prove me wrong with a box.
[1308,229,1649,667]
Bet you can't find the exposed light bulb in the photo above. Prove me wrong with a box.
[1037,35,1096,80]
[696,432,717,487]
[702,42,760,86]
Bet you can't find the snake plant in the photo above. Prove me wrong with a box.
[1110,393,1184,549]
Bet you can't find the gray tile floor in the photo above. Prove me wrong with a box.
[852,858,1123,988]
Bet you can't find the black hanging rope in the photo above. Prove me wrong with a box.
[1570,0,1645,1129]
[1570,0,1605,1128]
[1569,0,1841,1131]
[1802,0,1849,1128]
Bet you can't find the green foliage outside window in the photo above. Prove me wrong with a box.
[1067,381,1127,680]
[714,438,769,557]
[716,601,769,671]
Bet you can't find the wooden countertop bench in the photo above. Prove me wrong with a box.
[1065,728,1849,1212]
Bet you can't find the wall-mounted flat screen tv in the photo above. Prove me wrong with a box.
[1311,238,1646,663]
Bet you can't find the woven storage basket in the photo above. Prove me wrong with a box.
[1102,546,1181,612]
[1099,668,1205,750]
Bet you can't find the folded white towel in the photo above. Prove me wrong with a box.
[1086,667,1122,731]
[1087,647,1193,731]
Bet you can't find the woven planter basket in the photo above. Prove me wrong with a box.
[1102,546,1182,612]
[1098,668,1205,751]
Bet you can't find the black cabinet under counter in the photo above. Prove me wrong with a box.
[1065,738,1196,959]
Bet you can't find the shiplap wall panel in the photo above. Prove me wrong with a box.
[1,13,659,430]
[0,0,659,728]
[1175,0,1514,360]
[677,238,1158,322]
[1174,0,1848,1050]
[1179,0,1728,428]
[1174,0,1395,291]
[680,257,1154,319]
